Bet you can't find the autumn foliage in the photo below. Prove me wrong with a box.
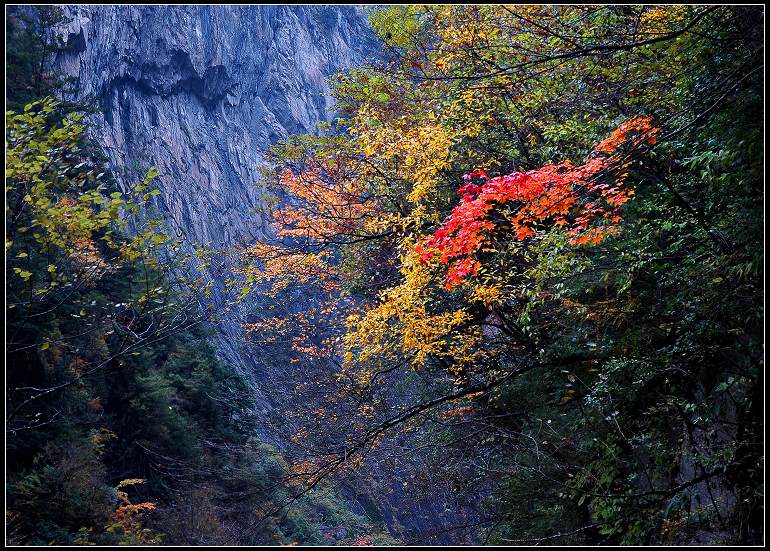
[274,159,378,242]
[417,116,659,288]
[232,5,762,546]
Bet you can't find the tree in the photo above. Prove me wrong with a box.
[240,5,763,544]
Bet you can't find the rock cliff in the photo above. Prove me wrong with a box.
[53,5,378,392]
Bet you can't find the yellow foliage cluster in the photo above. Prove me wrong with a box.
[343,244,482,373]
[639,5,689,35]
[351,109,457,209]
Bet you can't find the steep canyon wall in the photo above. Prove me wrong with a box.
[53,5,378,399]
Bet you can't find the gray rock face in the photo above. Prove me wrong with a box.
[52,5,378,393]
[56,5,375,247]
